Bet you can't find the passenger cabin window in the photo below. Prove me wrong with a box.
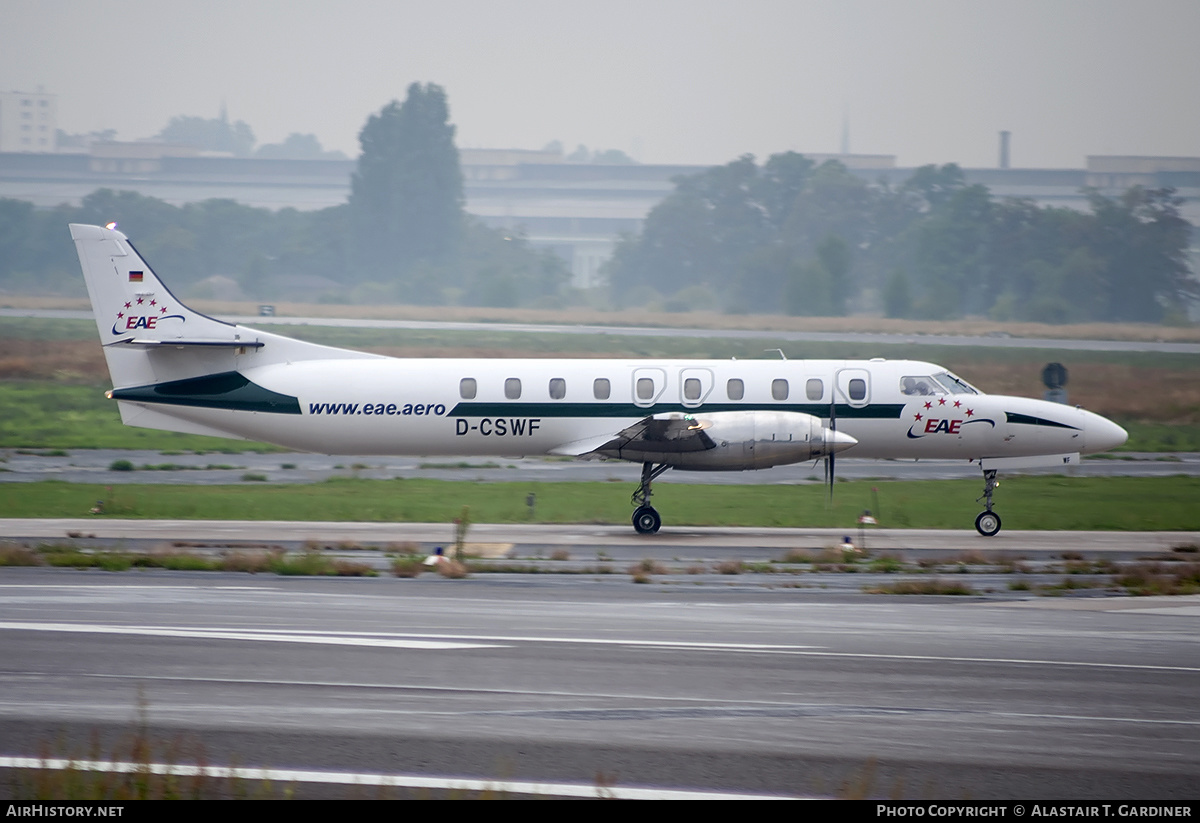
[806,378,823,401]
[459,378,477,400]
[549,378,566,400]
[505,378,522,399]
[848,378,867,401]
[772,379,789,401]
[636,377,655,400]
[593,378,611,400]
[683,377,702,401]
[727,378,744,400]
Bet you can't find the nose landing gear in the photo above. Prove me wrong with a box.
[975,469,1002,536]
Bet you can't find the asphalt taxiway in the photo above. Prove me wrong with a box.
[1,568,1197,799]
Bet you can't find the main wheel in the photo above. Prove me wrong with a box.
[632,506,662,534]
[975,510,1001,537]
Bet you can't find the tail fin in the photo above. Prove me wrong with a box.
[71,223,262,388]
[72,222,380,394]
[71,223,246,347]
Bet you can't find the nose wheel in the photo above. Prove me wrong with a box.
[975,468,1002,536]
[975,510,1001,537]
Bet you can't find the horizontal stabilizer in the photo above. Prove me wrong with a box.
[117,338,264,349]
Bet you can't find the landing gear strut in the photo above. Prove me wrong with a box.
[974,469,1002,537]
[631,462,670,534]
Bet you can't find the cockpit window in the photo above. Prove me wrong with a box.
[933,371,979,395]
[900,376,944,396]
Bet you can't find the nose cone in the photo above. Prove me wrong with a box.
[821,427,859,456]
[1085,413,1128,454]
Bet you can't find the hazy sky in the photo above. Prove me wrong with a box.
[5,0,1199,168]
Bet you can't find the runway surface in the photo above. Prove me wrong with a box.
[1,568,1197,799]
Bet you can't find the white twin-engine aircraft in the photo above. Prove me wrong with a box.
[72,223,1128,536]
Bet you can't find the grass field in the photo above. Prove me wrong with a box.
[3,476,1198,531]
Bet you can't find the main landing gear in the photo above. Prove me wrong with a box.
[631,462,670,534]
[974,468,1002,537]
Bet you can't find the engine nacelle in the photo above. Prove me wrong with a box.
[599,410,858,471]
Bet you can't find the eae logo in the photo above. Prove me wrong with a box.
[110,295,185,335]
[906,410,996,439]
[906,397,995,439]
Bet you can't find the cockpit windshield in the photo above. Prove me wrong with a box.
[932,371,979,395]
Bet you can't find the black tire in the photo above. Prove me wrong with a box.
[632,506,662,535]
[975,510,1001,537]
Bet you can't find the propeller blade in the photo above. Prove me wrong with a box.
[826,396,837,503]
[824,454,832,503]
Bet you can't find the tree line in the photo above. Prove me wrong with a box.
[5,87,1196,323]
[3,84,571,308]
[607,155,1196,323]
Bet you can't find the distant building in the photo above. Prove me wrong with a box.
[0,89,57,153]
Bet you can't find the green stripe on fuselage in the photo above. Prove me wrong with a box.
[1004,411,1080,430]
[447,402,906,419]
[110,371,302,414]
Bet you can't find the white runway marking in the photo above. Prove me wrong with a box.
[0,756,797,800]
[230,627,820,651]
[0,622,503,650]
[5,622,1199,672]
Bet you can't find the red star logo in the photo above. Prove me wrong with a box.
[150,299,156,306]
[914,413,923,421]
[924,401,932,409]
[938,397,946,406]
[124,302,131,309]
[160,307,167,314]
[953,400,961,408]
[116,312,124,319]
[966,409,974,417]
[136,297,144,305]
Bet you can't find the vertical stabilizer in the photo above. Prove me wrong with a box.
[71,223,251,388]
[71,223,239,346]
[71,223,381,393]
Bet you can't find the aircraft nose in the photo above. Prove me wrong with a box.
[1085,413,1128,453]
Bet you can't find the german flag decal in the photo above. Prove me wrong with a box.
[129,271,144,282]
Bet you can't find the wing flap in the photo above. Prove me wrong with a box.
[548,434,622,457]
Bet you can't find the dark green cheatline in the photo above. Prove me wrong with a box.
[447,402,906,419]
[110,371,301,415]
[1004,412,1081,430]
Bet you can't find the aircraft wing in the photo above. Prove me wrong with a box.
[551,413,716,459]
